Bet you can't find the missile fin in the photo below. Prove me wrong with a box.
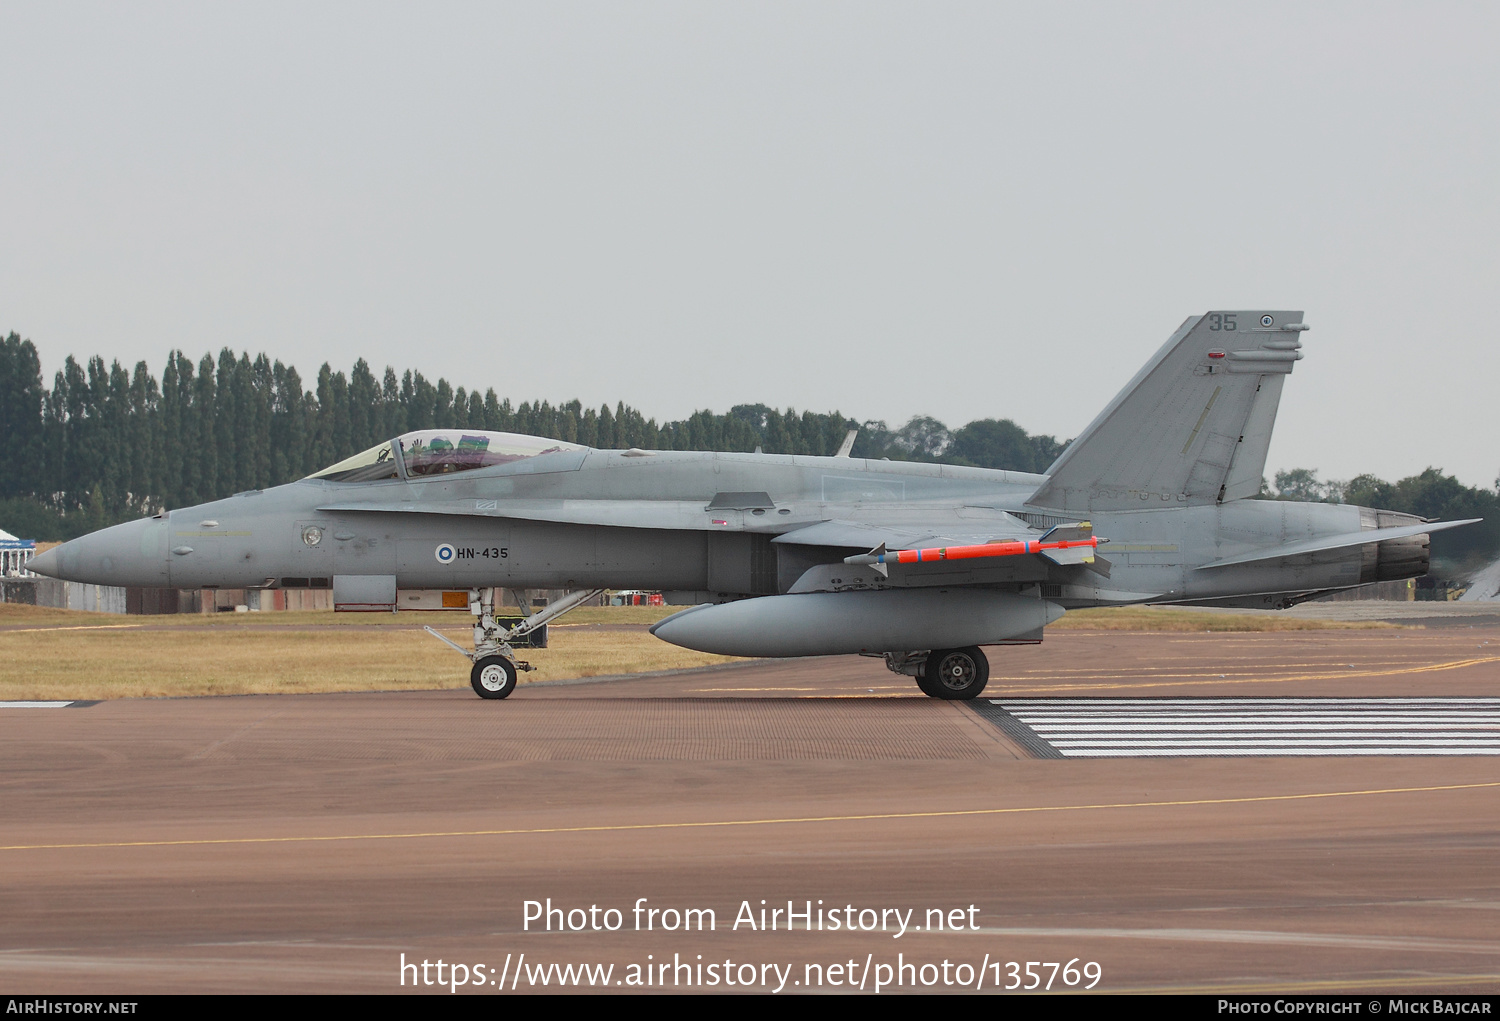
[1039,520,1094,543]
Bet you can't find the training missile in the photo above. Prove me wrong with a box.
[843,530,1103,577]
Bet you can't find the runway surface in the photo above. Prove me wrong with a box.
[3,622,1500,994]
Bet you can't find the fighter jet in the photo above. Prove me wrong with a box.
[30,311,1479,700]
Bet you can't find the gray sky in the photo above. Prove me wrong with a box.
[2,2,1496,487]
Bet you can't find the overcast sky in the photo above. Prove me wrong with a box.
[2,2,1496,487]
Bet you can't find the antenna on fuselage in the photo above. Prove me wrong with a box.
[834,428,858,458]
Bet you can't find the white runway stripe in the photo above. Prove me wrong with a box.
[987,697,1500,758]
[0,701,76,708]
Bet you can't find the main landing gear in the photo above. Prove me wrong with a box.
[423,587,603,699]
[883,646,990,700]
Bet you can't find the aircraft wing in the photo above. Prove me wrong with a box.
[768,518,1037,550]
[1195,518,1482,569]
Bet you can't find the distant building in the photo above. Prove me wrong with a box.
[0,527,36,578]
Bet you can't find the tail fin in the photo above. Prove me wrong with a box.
[1027,311,1307,513]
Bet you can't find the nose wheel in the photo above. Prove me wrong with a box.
[471,656,518,699]
[917,646,989,700]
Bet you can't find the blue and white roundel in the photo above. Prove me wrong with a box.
[435,543,456,564]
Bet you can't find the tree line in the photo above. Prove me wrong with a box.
[0,332,1064,539]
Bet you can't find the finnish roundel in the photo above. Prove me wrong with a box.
[435,543,456,564]
[1261,314,1274,327]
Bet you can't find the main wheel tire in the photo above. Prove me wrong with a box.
[470,655,518,699]
[921,647,989,700]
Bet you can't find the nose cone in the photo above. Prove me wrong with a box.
[27,518,171,587]
[27,545,61,578]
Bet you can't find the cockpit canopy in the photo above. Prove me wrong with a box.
[307,430,586,483]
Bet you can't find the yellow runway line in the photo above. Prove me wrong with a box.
[5,780,1498,853]
[0,624,145,633]
[687,686,911,693]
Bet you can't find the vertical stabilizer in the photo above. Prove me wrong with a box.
[1027,311,1306,513]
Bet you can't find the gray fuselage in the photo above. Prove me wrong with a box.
[33,445,1415,609]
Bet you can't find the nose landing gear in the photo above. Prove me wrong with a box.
[424,587,604,699]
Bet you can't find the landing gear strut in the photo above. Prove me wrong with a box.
[424,587,604,699]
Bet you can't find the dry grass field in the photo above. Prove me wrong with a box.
[0,601,1393,701]
[0,604,732,700]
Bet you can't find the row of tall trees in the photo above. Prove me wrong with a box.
[0,332,1062,538]
[853,415,1065,473]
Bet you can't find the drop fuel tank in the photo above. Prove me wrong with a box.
[649,589,1065,658]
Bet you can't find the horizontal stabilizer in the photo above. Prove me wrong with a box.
[1195,519,1481,570]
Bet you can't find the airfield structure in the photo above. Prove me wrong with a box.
[0,529,36,578]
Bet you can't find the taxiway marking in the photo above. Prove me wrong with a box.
[986,697,1500,756]
[4,780,1499,853]
[0,624,143,633]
